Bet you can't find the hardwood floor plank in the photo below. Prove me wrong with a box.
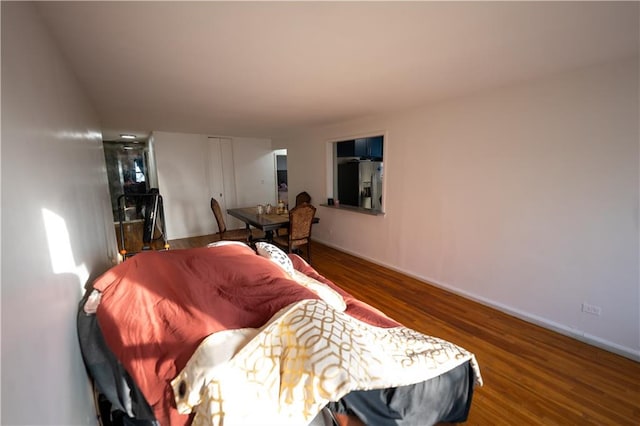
[167,237,640,425]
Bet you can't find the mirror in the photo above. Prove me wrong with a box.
[103,141,150,222]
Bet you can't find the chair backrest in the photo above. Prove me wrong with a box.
[295,191,311,207]
[210,198,227,234]
[288,203,316,244]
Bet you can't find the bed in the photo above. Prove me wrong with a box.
[78,241,482,426]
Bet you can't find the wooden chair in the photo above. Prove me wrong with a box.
[273,203,317,263]
[275,191,311,238]
[276,191,311,238]
[210,198,251,242]
[295,191,311,207]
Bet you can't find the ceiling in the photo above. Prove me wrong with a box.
[36,1,639,140]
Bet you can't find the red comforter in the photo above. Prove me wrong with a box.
[93,244,398,425]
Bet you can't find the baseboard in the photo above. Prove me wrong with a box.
[313,237,640,362]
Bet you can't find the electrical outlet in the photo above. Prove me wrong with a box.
[582,303,602,316]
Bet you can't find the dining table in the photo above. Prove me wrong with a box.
[227,206,318,241]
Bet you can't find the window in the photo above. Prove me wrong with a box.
[330,134,384,214]
[134,160,146,182]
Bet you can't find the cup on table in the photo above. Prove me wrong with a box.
[257,204,264,214]
[265,203,272,214]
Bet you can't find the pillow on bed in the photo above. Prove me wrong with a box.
[291,270,347,312]
[255,242,295,277]
[207,240,251,249]
[255,242,346,311]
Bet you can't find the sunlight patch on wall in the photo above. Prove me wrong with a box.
[42,208,89,293]
[55,130,102,141]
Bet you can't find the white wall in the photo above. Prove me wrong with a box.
[277,58,640,360]
[232,137,279,207]
[152,132,212,239]
[153,132,275,239]
[1,2,117,424]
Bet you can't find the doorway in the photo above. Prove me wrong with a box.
[275,150,288,205]
[103,140,153,222]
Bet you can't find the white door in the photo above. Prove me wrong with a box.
[207,137,241,231]
[207,137,226,232]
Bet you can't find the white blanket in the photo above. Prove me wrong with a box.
[172,299,482,426]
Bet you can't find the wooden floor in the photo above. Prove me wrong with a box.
[168,236,640,425]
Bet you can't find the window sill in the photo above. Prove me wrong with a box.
[319,204,385,216]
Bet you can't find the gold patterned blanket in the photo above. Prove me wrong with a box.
[172,299,482,426]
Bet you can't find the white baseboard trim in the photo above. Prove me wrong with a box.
[313,238,640,362]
